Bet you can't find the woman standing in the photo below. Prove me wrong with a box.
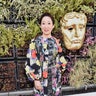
[25,12,67,96]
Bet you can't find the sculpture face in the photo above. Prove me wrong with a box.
[60,12,87,50]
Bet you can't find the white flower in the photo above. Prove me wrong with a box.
[30,42,35,49]
[60,56,67,64]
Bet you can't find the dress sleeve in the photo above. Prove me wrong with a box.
[25,39,41,81]
[56,42,67,71]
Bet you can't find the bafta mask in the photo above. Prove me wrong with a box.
[60,12,87,50]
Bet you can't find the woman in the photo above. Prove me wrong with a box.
[25,12,67,96]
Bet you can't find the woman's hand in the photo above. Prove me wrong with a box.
[34,80,43,91]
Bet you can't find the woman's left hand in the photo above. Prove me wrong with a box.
[34,80,43,91]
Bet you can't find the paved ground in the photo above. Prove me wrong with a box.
[66,92,96,96]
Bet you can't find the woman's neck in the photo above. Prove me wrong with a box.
[42,34,52,39]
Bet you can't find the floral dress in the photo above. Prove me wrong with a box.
[25,36,67,96]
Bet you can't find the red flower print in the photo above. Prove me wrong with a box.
[30,72,36,79]
[58,46,62,52]
[61,63,66,67]
[31,50,37,58]
[43,71,48,78]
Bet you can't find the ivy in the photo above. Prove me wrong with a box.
[0,0,95,56]
[0,0,95,21]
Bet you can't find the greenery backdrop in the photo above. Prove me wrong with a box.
[0,0,96,88]
[0,0,95,56]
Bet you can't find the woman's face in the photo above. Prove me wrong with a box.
[40,16,54,36]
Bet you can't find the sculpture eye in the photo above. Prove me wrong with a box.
[68,27,73,31]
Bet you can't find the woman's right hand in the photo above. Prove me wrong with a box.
[34,80,43,91]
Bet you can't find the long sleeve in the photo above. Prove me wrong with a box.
[56,42,67,71]
[25,39,41,81]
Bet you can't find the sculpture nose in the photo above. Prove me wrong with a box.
[74,26,79,37]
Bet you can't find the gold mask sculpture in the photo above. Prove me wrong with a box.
[60,12,87,50]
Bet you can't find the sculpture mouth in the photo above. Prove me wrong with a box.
[73,40,80,43]
[72,39,81,43]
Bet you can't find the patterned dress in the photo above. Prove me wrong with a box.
[25,36,67,96]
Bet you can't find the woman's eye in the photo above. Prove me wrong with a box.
[42,23,45,25]
[48,23,51,25]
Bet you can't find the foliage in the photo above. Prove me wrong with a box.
[0,24,13,55]
[69,43,96,88]
[0,18,40,55]
[64,28,96,88]
[69,58,91,88]
[25,18,40,40]
[0,0,95,31]
[0,0,95,21]
[88,43,96,83]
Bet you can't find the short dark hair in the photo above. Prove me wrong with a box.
[38,12,55,25]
